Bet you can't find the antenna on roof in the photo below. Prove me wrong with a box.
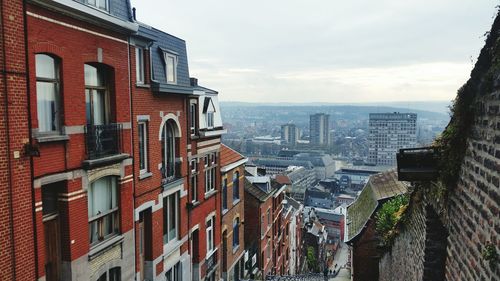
[132,7,137,21]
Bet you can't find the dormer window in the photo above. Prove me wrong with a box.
[164,52,178,84]
[85,0,109,12]
[203,97,216,129]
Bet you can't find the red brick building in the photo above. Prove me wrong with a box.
[130,23,192,281]
[219,144,247,281]
[0,1,36,280]
[243,174,287,279]
[25,0,138,280]
[186,79,226,281]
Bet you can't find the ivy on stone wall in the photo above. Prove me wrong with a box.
[375,194,410,247]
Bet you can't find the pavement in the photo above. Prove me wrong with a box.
[328,243,351,281]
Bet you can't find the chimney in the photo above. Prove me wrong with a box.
[190,77,198,87]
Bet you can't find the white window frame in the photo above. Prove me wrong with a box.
[206,215,215,256]
[190,102,197,135]
[164,52,178,84]
[206,111,214,128]
[204,153,216,194]
[165,261,182,281]
[136,46,145,84]
[85,0,109,12]
[190,158,198,203]
[163,192,179,244]
[138,121,148,174]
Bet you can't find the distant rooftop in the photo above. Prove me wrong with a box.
[345,169,408,242]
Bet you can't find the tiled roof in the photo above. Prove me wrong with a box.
[220,144,245,168]
[275,175,292,185]
[346,169,408,242]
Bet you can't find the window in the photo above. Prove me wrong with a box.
[233,218,240,249]
[85,0,108,12]
[109,267,121,281]
[166,262,182,281]
[190,159,198,203]
[85,64,109,126]
[136,47,145,84]
[163,192,179,244]
[190,103,197,135]
[164,52,177,84]
[138,121,148,174]
[207,112,214,128]
[204,153,216,194]
[35,54,60,133]
[161,121,177,182]
[206,215,215,255]
[222,178,227,211]
[267,209,271,225]
[232,171,239,202]
[88,177,119,245]
[261,216,265,237]
[266,240,271,262]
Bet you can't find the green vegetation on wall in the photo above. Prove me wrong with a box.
[375,194,410,247]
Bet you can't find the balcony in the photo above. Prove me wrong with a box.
[397,147,440,181]
[83,124,128,169]
[162,159,183,189]
[205,249,218,275]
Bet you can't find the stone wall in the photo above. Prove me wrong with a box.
[379,11,500,281]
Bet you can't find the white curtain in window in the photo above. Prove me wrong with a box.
[88,177,116,242]
[36,82,56,132]
[92,90,106,125]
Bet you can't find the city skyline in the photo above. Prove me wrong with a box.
[131,0,497,104]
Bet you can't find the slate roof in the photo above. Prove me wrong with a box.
[245,177,285,202]
[252,158,314,169]
[136,24,192,95]
[345,169,408,242]
[73,0,134,22]
[220,144,245,168]
[244,178,272,202]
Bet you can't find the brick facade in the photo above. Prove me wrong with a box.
[0,0,36,280]
[378,12,500,281]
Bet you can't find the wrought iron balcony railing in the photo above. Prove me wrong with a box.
[205,249,218,274]
[397,147,440,181]
[162,159,182,185]
[85,123,123,160]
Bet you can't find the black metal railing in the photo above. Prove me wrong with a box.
[85,123,123,160]
[205,249,218,274]
[397,147,440,181]
[162,159,182,185]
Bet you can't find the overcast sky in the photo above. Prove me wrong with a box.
[131,0,498,104]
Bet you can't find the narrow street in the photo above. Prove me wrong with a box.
[329,243,351,281]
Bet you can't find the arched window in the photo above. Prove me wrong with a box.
[233,217,240,248]
[161,120,177,181]
[36,54,61,133]
[232,171,239,201]
[84,64,109,126]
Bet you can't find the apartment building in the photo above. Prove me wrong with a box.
[219,144,248,281]
[280,124,299,146]
[26,1,139,280]
[130,23,192,281]
[309,113,330,147]
[243,175,287,279]
[368,112,417,166]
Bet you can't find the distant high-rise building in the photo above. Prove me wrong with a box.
[310,113,330,146]
[281,123,299,145]
[368,112,417,166]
